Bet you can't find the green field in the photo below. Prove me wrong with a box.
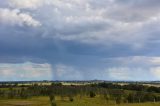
[0,96,160,106]
[0,82,160,106]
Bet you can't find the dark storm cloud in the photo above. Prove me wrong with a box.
[0,0,160,80]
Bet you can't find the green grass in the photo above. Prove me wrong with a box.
[0,96,160,106]
[0,97,50,106]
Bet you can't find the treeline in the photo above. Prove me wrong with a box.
[95,83,160,93]
[0,82,160,104]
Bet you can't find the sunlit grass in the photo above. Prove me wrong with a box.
[0,96,160,106]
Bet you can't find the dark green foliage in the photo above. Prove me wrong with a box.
[49,94,55,102]
[8,88,15,99]
[143,93,156,102]
[126,91,158,103]
[51,82,62,86]
[20,88,30,99]
[104,92,110,102]
[89,91,96,98]
[115,96,122,104]
[51,100,57,106]
[98,83,147,91]
[49,94,56,106]
[147,86,160,93]
[69,96,74,102]
[0,81,160,104]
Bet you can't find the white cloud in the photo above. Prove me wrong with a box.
[149,57,160,65]
[104,67,153,81]
[9,0,46,9]
[1,0,160,81]
[104,56,160,67]
[53,64,83,80]
[32,0,160,48]
[99,56,160,81]
[150,67,160,79]
[0,8,41,27]
[107,67,131,80]
[0,62,52,81]
[0,62,83,81]
[1,0,160,48]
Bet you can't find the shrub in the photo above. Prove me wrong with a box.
[90,91,96,98]
[49,94,55,102]
[69,96,74,102]
[51,101,57,106]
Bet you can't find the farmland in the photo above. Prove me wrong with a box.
[0,96,160,106]
[0,81,160,106]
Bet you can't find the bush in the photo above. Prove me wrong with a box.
[49,94,56,106]
[51,101,57,106]
[49,94,55,102]
[115,96,122,104]
[90,91,96,98]
[69,96,74,102]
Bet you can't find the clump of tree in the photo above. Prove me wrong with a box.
[49,94,56,106]
[104,92,110,103]
[20,88,31,99]
[126,91,158,103]
[89,91,96,98]
[1,81,160,105]
[69,96,74,102]
[115,96,122,104]
[51,82,62,86]
[51,101,57,106]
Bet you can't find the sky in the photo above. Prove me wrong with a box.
[0,0,160,81]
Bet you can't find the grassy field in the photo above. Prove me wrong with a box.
[0,96,160,106]
[0,97,50,106]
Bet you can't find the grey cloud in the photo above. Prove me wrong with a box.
[1,0,160,48]
[1,0,160,80]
